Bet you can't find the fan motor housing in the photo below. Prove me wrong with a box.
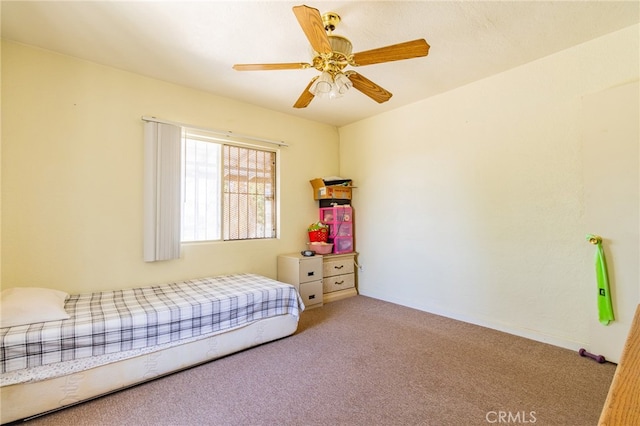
[329,35,352,57]
[312,34,353,74]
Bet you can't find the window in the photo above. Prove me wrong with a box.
[181,131,277,242]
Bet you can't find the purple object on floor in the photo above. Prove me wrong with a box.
[579,348,606,363]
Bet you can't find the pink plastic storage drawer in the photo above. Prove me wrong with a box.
[320,206,354,253]
[333,236,353,254]
[324,222,352,239]
[319,206,352,223]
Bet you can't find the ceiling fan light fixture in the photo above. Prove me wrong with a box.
[311,71,352,99]
[309,71,333,95]
[334,72,353,95]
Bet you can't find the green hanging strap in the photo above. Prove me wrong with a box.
[586,234,614,326]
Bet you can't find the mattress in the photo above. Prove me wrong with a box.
[0,273,305,423]
[1,313,300,424]
[1,273,303,374]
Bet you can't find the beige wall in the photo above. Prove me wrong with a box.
[1,40,339,293]
[582,81,639,362]
[339,25,639,351]
[2,24,638,354]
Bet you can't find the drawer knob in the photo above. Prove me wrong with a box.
[335,280,344,285]
[334,265,344,270]
[307,271,315,276]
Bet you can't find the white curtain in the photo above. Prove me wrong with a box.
[144,122,182,262]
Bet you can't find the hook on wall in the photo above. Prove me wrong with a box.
[586,234,602,245]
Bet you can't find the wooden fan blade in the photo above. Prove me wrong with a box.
[292,5,332,54]
[352,39,430,66]
[347,72,392,103]
[293,77,317,109]
[233,63,311,71]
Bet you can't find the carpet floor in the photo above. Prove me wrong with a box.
[20,295,615,426]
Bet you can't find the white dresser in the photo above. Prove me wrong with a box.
[277,253,323,309]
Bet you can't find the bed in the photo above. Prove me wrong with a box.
[0,273,304,424]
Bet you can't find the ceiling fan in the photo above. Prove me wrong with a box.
[232,4,430,108]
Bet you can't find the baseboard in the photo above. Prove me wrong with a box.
[323,288,358,304]
[359,290,587,353]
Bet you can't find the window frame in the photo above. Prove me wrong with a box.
[180,128,280,244]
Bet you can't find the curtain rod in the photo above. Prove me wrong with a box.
[141,116,289,147]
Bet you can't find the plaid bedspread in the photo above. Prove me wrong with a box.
[0,274,304,373]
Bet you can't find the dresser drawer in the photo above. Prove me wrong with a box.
[323,256,354,278]
[297,256,323,284]
[323,273,355,294]
[299,280,323,308]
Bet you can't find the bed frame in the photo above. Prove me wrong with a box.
[1,309,299,424]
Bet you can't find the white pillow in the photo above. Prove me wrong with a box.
[0,287,70,328]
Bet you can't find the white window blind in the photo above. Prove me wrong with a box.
[143,122,182,262]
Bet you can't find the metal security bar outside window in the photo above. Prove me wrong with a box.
[223,145,276,240]
[182,132,277,242]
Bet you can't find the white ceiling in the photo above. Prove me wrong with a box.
[2,1,639,127]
